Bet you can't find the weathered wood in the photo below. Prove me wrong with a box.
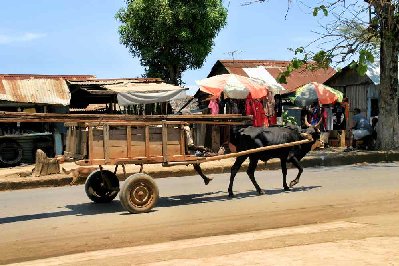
[0,112,252,124]
[179,125,185,158]
[126,126,132,158]
[103,125,110,163]
[145,126,150,158]
[88,126,94,160]
[32,149,60,177]
[162,121,168,163]
[204,139,312,162]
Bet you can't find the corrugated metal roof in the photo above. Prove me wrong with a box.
[0,76,72,105]
[0,74,95,80]
[67,78,162,86]
[211,60,336,92]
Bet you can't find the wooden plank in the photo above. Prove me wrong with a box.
[103,125,110,163]
[127,126,132,157]
[92,145,105,159]
[131,145,146,157]
[0,111,252,124]
[108,146,128,159]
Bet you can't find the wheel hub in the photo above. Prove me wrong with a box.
[131,183,151,206]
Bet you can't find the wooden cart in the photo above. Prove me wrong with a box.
[64,118,311,214]
[1,112,311,214]
[63,114,255,214]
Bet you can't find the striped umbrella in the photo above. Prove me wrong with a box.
[196,74,269,99]
[289,82,343,106]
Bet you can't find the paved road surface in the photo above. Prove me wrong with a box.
[1,162,399,265]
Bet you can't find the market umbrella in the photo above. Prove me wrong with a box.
[288,82,343,106]
[196,74,269,99]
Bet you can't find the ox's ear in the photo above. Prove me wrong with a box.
[300,132,314,141]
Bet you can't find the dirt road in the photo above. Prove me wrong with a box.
[1,163,399,265]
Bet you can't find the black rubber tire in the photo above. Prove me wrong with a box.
[85,169,120,203]
[0,139,23,167]
[119,173,159,214]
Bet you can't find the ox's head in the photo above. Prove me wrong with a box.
[300,126,321,150]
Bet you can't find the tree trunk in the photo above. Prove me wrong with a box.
[375,2,399,150]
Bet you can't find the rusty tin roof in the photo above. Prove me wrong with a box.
[0,74,95,105]
[209,60,336,92]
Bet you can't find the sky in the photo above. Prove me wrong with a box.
[0,0,330,95]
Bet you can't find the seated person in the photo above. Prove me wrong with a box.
[345,108,372,151]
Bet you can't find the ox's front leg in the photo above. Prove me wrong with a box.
[280,158,290,191]
[247,156,263,195]
[288,156,303,188]
[228,155,247,198]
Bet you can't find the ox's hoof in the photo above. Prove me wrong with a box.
[228,192,235,198]
[204,177,213,185]
[289,179,299,188]
[284,186,291,191]
[257,189,264,195]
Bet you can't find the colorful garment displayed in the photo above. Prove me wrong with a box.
[245,95,266,127]
[208,99,219,115]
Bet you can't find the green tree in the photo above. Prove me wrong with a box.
[116,0,228,85]
[258,0,399,150]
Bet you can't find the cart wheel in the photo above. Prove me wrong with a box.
[119,173,159,214]
[85,169,120,203]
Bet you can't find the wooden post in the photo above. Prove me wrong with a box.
[340,130,346,147]
[103,125,110,163]
[127,126,132,158]
[180,124,186,157]
[145,125,150,157]
[88,126,94,162]
[162,120,168,163]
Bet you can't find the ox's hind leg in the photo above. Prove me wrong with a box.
[288,156,303,188]
[228,155,247,198]
[280,158,290,191]
[247,157,263,195]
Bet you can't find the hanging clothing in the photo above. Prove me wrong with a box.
[208,99,219,115]
[246,95,266,127]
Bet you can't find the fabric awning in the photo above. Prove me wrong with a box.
[117,88,187,105]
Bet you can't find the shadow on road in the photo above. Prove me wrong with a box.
[0,201,124,224]
[157,185,322,208]
[0,186,321,223]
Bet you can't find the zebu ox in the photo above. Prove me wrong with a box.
[227,125,319,198]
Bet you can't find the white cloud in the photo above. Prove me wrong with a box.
[0,32,46,44]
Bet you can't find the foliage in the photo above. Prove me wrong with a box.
[116,0,228,85]
[272,0,399,150]
[282,110,298,126]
